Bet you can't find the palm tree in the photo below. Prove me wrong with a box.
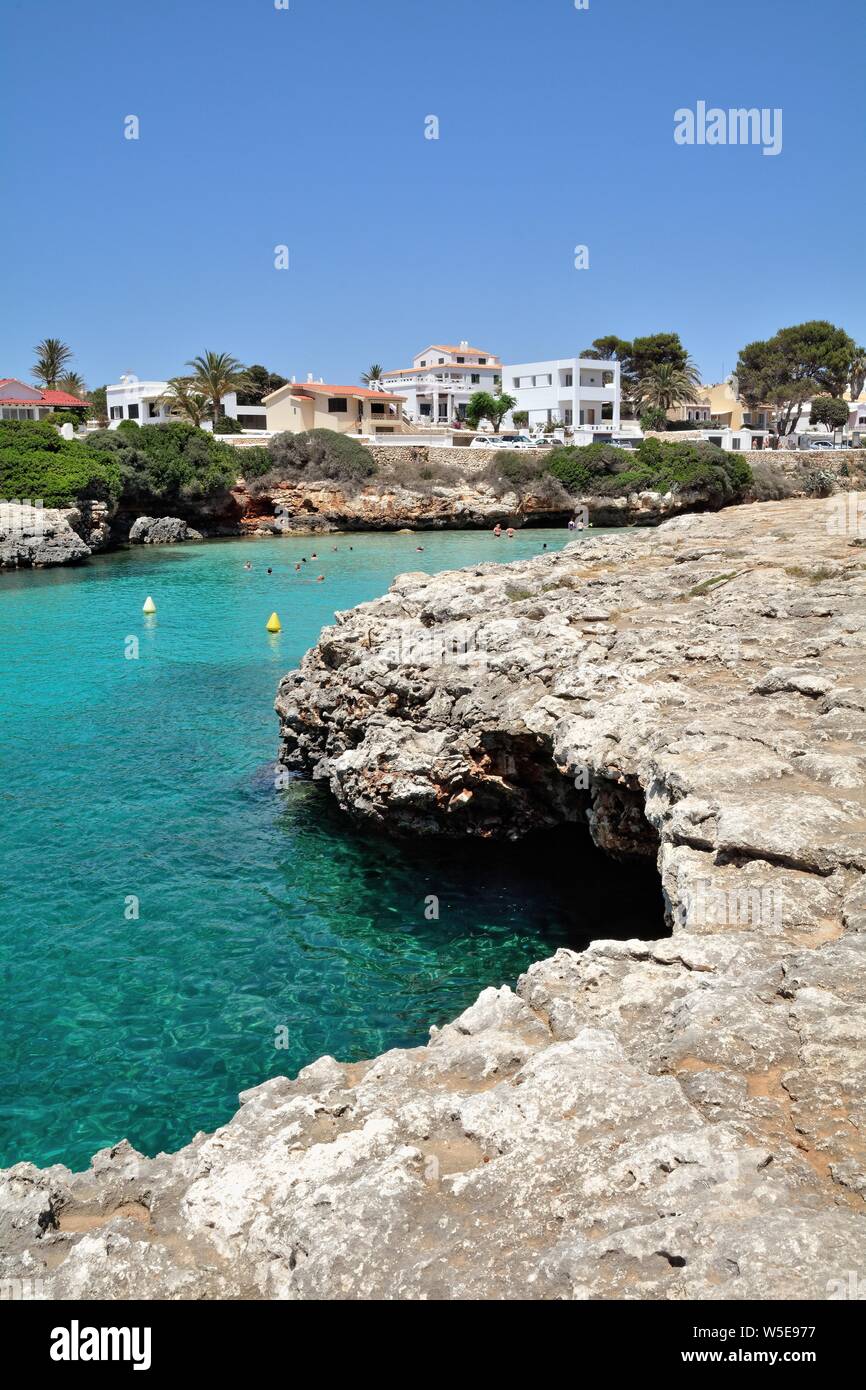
[849,347,866,402]
[361,364,383,386]
[637,359,702,415]
[33,338,73,389]
[161,377,213,428]
[185,351,250,426]
[56,371,87,399]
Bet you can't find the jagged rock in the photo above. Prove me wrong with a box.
[0,501,91,568]
[128,516,204,545]
[2,499,864,1300]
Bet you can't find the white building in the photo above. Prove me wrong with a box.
[106,374,268,432]
[380,342,503,425]
[501,357,622,433]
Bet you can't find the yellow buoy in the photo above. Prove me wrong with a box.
[266,612,281,633]
[142,596,156,614]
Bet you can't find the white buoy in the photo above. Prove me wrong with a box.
[143,596,156,614]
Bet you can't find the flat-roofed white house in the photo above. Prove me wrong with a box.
[501,357,622,433]
[380,342,502,425]
[105,374,269,431]
[263,378,407,436]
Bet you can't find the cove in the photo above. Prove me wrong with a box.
[0,527,662,1171]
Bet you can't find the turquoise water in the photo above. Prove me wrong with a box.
[0,528,661,1171]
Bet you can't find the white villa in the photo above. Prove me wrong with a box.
[106,374,268,431]
[502,357,622,433]
[380,343,503,425]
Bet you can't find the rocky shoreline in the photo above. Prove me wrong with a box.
[2,498,864,1300]
[2,448,857,568]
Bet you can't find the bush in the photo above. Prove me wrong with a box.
[545,437,752,504]
[117,418,140,434]
[639,407,667,431]
[45,410,85,430]
[265,429,377,484]
[486,450,550,493]
[0,420,122,508]
[213,415,243,434]
[84,420,239,506]
[235,446,272,479]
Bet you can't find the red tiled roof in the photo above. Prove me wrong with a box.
[0,378,90,407]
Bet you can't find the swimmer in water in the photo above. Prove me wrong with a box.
[506,527,515,539]
[311,552,317,560]
[316,574,325,582]
[244,561,252,570]
[267,567,272,574]
[294,563,301,572]
[493,524,502,537]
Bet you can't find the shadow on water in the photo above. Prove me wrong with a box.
[270,782,667,1031]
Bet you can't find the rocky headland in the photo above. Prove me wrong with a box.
[2,497,865,1300]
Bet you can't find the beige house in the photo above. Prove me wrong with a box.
[263,379,407,436]
[668,378,773,430]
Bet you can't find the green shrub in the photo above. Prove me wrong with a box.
[84,420,239,506]
[639,407,667,431]
[235,446,272,479]
[0,420,121,507]
[265,429,377,483]
[213,415,243,434]
[486,450,549,491]
[117,418,140,434]
[545,437,752,504]
[45,410,85,430]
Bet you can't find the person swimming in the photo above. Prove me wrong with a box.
[493,525,502,537]
[294,563,301,572]
[316,574,325,582]
[506,527,515,539]
[244,561,252,570]
[267,567,272,574]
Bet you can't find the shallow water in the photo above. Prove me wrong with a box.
[0,527,661,1169]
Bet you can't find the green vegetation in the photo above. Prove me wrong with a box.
[83,421,239,507]
[31,338,73,389]
[248,429,377,494]
[213,415,243,434]
[543,437,752,503]
[809,396,849,433]
[466,391,517,433]
[639,407,667,431]
[0,420,121,508]
[736,321,858,436]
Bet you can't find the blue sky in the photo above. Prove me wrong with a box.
[1,0,862,390]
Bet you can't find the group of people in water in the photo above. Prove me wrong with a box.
[243,518,586,583]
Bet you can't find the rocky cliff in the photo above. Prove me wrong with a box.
[2,498,864,1300]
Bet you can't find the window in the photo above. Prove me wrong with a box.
[420,360,426,367]
[471,374,480,384]
[512,378,520,388]
[127,403,140,419]
[370,402,386,416]
[438,358,445,364]
[494,376,501,387]
[327,397,348,413]
[110,406,123,420]
[535,374,552,387]
[564,409,573,426]
[456,356,465,363]
[237,414,264,428]
[564,373,573,387]
[148,402,161,418]
[731,437,741,450]
[479,358,487,365]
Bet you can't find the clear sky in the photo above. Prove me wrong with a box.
[1,0,862,390]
